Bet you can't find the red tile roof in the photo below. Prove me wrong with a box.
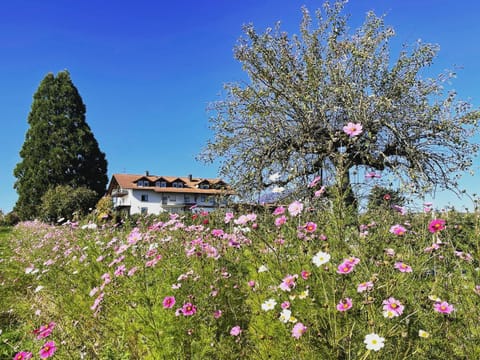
[107,173,235,195]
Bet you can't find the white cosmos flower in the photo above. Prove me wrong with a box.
[312,251,331,267]
[279,309,292,323]
[258,265,269,273]
[364,333,385,351]
[261,298,277,311]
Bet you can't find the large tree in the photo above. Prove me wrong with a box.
[14,70,108,219]
[200,1,479,206]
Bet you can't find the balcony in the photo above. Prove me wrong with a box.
[111,189,128,197]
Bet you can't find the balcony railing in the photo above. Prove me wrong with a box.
[112,189,128,197]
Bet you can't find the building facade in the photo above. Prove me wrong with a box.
[107,173,234,215]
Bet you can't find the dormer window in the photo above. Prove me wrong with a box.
[173,182,184,188]
[200,183,209,189]
[138,180,150,187]
[156,181,167,187]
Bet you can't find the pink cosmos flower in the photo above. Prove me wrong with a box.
[336,298,353,312]
[304,222,317,233]
[90,292,104,311]
[288,201,304,217]
[281,301,291,309]
[300,270,310,280]
[230,326,242,336]
[433,301,454,314]
[13,351,33,360]
[389,224,406,236]
[308,176,322,188]
[213,310,223,319]
[275,215,287,227]
[428,219,446,233]
[343,122,363,137]
[181,302,197,316]
[382,297,404,317]
[344,256,360,266]
[163,296,176,309]
[291,322,307,339]
[127,266,138,276]
[39,341,56,359]
[314,186,326,197]
[34,322,56,339]
[394,262,412,273]
[279,274,298,292]
[224,212,234,223]
[337,262,354,274]
[273,206,285,215]
[357,281,374,293]
[114,264,126,277]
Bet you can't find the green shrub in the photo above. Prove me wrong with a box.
[39,185,98,222]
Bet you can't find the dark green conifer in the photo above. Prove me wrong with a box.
[14,71,108,219]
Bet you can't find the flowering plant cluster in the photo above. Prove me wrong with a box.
[1,183,480,359]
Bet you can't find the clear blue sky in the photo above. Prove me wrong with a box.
[1,0,479,213]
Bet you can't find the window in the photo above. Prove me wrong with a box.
[156,181,167,187]
[141,194,149,202]
[173,182,184,188]
[184,195,191,203]
[200,195,206,202]
[138,180,150,187]
[200,183,209,189]
[162,196,168,204]
[169,195,176,202]
[141,207,148,215]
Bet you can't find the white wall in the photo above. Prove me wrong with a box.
[112,188,225,215]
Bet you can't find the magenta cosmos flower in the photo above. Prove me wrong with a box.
[230,326,242,336]
[336,298,353,312]
[34,322,56,340]
[162,296,176,309]
[389,224,407,236]
[275,215,287,227]
[428,219,446,233]
[434,301,454,314]
[39,341,56,359]
[382,297,404,317]
[13,352,32,360]
[304,222,317,233]
[343,122,363,137]
[181,302,197,316]
[291,322,307,339]
[394,262,412,273]
[337,262,354,274]
[344,256,360,266]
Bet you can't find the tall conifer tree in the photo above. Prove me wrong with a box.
[14,71,108,219]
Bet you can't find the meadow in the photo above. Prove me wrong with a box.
[1,187,480,359]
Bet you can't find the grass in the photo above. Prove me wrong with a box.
[1,202,480,359]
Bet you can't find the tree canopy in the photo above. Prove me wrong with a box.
[14,70,108,219]
[200,1,479,205]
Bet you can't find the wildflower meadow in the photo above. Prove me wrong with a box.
[1,186,480,359]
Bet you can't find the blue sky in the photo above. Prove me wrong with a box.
[1,0,479,213]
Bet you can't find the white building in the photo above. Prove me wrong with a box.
[107,173,234,215]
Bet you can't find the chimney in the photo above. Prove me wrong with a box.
[146,170,149,176]
[188,174,193,181]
